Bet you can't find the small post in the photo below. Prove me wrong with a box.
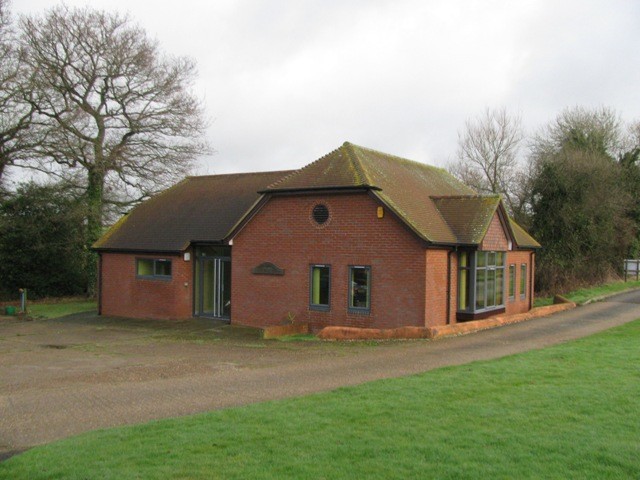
[624,260,627,282]
[19,288,27,314]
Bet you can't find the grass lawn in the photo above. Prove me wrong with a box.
[2,321,639,479]
[534,279,640,307]
[27,299,97,319]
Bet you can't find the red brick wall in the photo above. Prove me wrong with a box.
[99,252,193,320]
[481,213,510,251]
[425,249,454,327]
[504,250,535,315]
[231,193,428,330]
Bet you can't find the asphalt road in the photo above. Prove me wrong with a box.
[1,289,639,460]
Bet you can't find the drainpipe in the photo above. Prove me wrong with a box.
[529,251,534,310]
[446,248,455,325]
[97,253,102,315]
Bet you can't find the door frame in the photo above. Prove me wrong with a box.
[194,247,231,320]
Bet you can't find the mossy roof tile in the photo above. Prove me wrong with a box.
[94,141,540,252]
[93,170,292,252]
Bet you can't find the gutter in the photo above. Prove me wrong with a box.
[446,248,456,324]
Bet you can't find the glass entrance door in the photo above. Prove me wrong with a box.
[198,256,231,319]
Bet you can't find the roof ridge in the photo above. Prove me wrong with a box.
[342,141,373,186]
[264,146,345,190]
[344,142,449,173]
[430,194,500,200]
[187,170,293,180]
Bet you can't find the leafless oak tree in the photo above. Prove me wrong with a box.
[0,0,35,183]
[20,5,210,244]
[448,108,525,220]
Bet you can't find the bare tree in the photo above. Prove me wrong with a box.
[449,108,524,218]
[19,5,210,247]
[0,0,35,183]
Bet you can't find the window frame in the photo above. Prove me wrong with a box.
[520,263,527,299]
[508,264,516,301]
[348,265,371,314]
[458,251,506,314]
[309,264,331,311]
[136,258,172,280]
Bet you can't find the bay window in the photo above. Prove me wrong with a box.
[458,251,505,315]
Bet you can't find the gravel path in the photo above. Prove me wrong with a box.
[2,290,639,460]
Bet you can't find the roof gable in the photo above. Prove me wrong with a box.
[266,142,476,243]
[431,195,502,245]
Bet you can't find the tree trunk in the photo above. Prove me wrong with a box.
[85,167,105,296]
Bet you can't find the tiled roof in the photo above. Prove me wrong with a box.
[509,218,542,249]
[431,195,502,245]
[266,142,476,244]
[267,142,539,248]
[93,170,292,252]
[94,141,540,252]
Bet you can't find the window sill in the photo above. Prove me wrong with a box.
[136,275,172,282]
[456,307,505,321]
[309,305,330,312]
[348,308,371,315]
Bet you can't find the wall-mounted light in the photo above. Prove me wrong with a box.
[183,252,191,261]
[377,206,384,219]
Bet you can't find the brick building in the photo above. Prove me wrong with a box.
[94,142,540,330]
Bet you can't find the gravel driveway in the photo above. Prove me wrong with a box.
[2,290,640,460]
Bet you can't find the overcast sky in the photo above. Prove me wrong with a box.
[13,0,640,175]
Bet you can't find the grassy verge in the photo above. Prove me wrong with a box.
[534,279,640,307]
[2,320,639,479]
[28,299,97,319]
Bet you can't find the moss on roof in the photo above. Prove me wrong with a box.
[93,170,292,252]
[431,195,501,245]
[94,141,540,252]
[266,142,478,243]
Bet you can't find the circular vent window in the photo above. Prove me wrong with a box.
[312,204,330,225]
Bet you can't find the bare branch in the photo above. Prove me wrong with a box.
[19,4,211,240]
[448,108,523,215]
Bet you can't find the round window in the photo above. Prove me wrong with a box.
[312,204,330,225]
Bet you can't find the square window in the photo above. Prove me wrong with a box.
[349,266,371,312]
[136,258,172,279]
[137,258,154,276]
[155,259,172,276]
[310,265,330,310]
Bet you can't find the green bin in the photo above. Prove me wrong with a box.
[4,306,16,316]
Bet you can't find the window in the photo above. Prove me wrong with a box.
[508,264,516,301]
[458,251,505,313]
[349,266,371,312]
[312,204,330,225]
[136,258,172,279]
[520,264,527,299]
[310,265,330,310]
[459,252,471,310]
